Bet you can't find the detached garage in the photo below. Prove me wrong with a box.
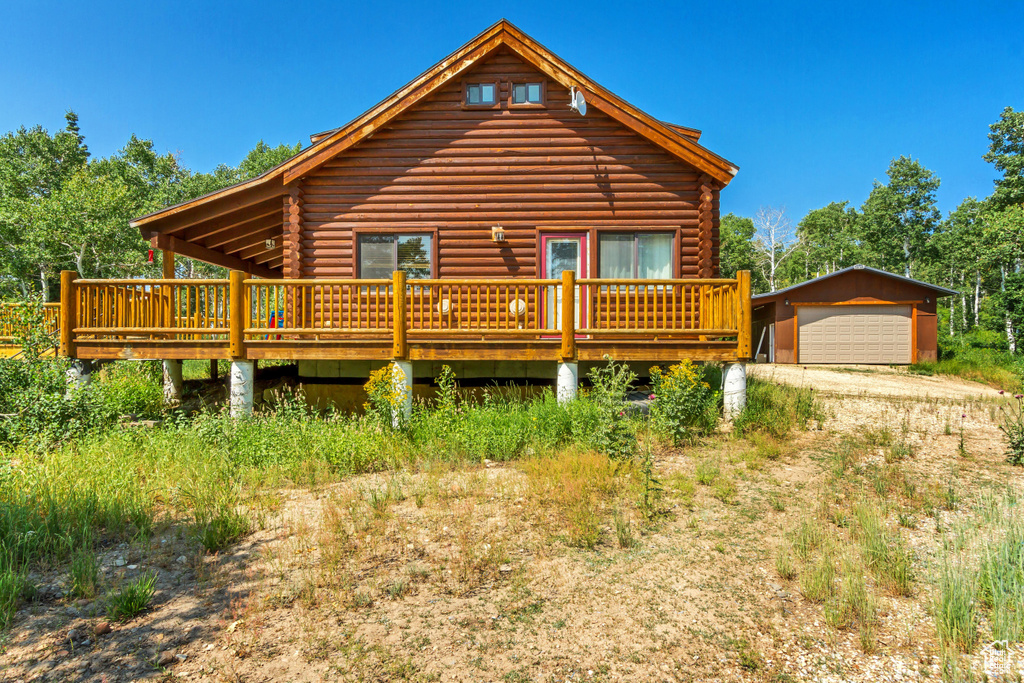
[751,265,956,365]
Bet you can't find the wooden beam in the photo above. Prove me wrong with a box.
[182,200,282,242]
[162,251,175,279]
[200,210,281,248]
[138,182,286,238]
[151,234,278,279]
[223,227,282,258]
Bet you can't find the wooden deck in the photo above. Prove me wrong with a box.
[44,270,752,364]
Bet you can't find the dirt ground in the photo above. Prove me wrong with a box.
[2,365,1021,683]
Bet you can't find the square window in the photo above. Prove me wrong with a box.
[598,233,674,279]
[358,234,434,279]
[466,83,496,106]
[512,82,543,104]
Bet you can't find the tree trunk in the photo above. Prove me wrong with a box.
[974,272,981,328]
[1002,264,1016,354]
[39,269,49,303]
[904,235,911,277]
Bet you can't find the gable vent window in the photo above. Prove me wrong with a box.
[512,83,543,104]
[465,83,496,105]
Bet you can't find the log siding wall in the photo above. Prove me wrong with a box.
[293,48,720,280]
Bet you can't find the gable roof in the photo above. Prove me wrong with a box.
[752,265,958,302]
[132,19,738,242]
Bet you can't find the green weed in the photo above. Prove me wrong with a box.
[107,572,156,621]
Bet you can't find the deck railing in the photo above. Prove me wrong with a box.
[56,269,752,361]
[74,279,230,340]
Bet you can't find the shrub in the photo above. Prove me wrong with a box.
[364,362,409,428]
[95,361,164,418]
[648,361,720,444]
[107,572,157,621]
[999,393,1024,466]
[584,358,637,460]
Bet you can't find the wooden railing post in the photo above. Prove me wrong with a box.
[229,270,245,359]
[560,270,576,360]
[737,270,752,360]
[393,270,407,359]
[161,250,175,330]
[59,270,78,358]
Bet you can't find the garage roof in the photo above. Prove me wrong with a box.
[753,264,958,302]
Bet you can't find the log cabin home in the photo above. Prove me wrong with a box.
[55,20,751,413]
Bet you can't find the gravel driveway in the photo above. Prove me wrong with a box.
[746,363,1003,401]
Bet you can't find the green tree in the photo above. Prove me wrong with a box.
[795,201,862,276]
[860,156,941,278]
[238,140,301,179]
[0,112,90,297]
[718,213,757,280]
[984,106,1024,210]
[986,204,1024,353]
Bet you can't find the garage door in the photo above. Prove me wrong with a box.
[798,305,912,364]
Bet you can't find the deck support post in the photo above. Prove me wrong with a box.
[392,360,413,427]
[65,359,92,391]
[722,362,747,420]
[556,361,578,404]
[230,360,254,418]
[163,360,183,405]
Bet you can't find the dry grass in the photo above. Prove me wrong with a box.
[3,366,1023,683]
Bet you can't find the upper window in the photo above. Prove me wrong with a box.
[358,234,433,279]
[465,83,496,106]
[598,233,674,279]
[511,82,544,105]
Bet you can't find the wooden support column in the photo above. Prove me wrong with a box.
[393,270,407,359]
[162,251,175,279]
[229,270,245,359]
[697,174,715,279]
[59,270,78,358]
[736,270,752,360]
[560,270,576,360]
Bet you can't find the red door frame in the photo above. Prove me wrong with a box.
[539,232,588,335]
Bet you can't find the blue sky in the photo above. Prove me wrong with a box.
[2,0,1021,223]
